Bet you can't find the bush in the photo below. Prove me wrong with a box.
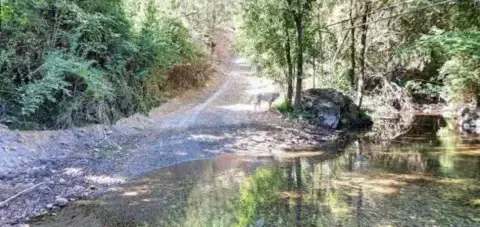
[400,28,480,104]
[275,100,294,114]
[275,100,319,124]
[417,29,480,103]
[0,0,207,129]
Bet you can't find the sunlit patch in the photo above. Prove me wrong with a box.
[328,206,351,215]
[85,175,126,185]
[190,134,225,142]
[457,150,480,156]
[108,187,122,192]
[273,151,327,159]
[141,199,151,202]
[233,57,246,64]
[280,191,302,200]
[344,190,361,197]
[471,198,480,205]
[63,167,83,176]
[175,151,187,156]
[365,185,398,194]
[339,172,367,183]
[379,173,434,182]
[217,104,254,111]
[122,191,139,196]
[438,178,467,185]
[129,201,141,206]
[368,179,407,187]
[334,172,431,196]
[119,187,149,198]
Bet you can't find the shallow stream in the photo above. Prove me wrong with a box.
[31,116,480,227]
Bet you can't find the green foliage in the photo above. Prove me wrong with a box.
[275,100,294,114]
[358,109,372,122]
[19,51,108,116]
[235,168,283,227]
[239,0,315,102]
[275,100,319,124]
[0,0,205,129]
[239,0,291,75]
[330,66,353,92]
[405,29,480,102]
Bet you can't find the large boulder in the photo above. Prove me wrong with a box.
[301,88,372,129]
[457,107,480,134]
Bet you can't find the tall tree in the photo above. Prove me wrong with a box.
[284,22,295,103]
[349,0,357,88]
[356,1,371,107]
[285,0,314,109]
[240,0,298,103]
[170,0,237,56]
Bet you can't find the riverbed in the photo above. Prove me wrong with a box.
[30,116,480,227]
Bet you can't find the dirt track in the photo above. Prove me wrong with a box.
[0,57,338,226]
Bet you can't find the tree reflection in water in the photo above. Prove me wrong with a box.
[32,116,480,227]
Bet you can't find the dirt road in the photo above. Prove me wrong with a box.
[0,57,336,226]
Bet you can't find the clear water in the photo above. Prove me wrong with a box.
[31,116,480,227]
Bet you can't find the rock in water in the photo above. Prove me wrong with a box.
[457,106,480,134]
[475,119,480,134]
[301,88,372,129]
[0,124,9,132]
[54,197,68,207]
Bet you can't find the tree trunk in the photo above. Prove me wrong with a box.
[294,16,303,109]
[313,58,316,89]
[210,6,217,59]
[356,1,370,108]
[285,27,294,104]
[294,158,303,226]
[349,0,356,88]
[319,31,324,87]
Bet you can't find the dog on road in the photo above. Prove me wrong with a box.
[249,92,280,111]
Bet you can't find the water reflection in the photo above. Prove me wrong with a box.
[32,116,480,227]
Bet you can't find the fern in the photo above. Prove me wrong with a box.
[18,51,109,115]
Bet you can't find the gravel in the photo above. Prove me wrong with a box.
[0,57,339,226]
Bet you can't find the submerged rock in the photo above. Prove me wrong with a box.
[54,197,68,207]
[458,107,480,134]
[301,88,372,129]
[0,124,9,132]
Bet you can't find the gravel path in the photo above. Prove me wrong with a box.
[0,57,339,226]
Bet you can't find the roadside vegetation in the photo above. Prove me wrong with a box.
[237,0,480,112]
[1,0,479,129]
[0,0,236,129]
[2,1,480,226]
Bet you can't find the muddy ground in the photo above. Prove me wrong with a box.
[0,57,342,226]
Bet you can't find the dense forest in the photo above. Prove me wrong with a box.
[238,0,480,110]
[0,0,234,129]
[2,1,480,226]
[1,0,480,129]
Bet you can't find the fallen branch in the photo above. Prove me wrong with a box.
[0,182,45,207]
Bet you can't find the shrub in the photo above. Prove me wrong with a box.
[0,0,207,129]
[275,100,294,114]
[400,29,480,104]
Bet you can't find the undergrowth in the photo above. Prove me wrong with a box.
[0,0,209,129]
[275,100,319,124]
